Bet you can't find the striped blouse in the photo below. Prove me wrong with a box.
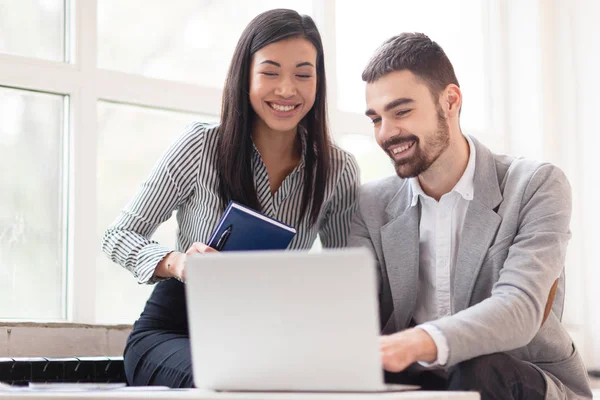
[102,122,360,284]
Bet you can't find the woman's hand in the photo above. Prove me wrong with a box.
[155,243,218,282]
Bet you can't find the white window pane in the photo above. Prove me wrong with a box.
[336,0,488,133]
[0,0,65,61]
[96,101,217,324]
[0,86,67,320]
[338,134,395,183]
[98,1,312,87]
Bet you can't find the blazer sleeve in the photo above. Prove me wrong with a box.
[430,163,572,366]
[348,188,383,297]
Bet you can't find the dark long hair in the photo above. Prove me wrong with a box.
[217,9,330,226]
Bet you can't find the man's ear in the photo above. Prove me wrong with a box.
[444,84,462,118]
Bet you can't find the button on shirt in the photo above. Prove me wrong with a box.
[412,135,476,366]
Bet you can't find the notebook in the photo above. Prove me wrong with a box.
[206,201,296,251]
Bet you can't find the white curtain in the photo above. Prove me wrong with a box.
[569,0,600,369]
[488,0,599,367]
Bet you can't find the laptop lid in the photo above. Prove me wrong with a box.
[184,248,385,392]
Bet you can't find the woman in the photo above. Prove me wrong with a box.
[102,8,359,388]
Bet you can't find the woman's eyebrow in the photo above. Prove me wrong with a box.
[260,60,281,67]
[259,60,315,68]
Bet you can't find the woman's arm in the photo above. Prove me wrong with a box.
[101,123,207,284]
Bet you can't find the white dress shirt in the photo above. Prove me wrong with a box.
[411,135,476,366]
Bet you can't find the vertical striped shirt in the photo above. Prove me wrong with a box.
[102,122,360,284]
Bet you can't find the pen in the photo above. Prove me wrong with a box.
[215,225,232,251]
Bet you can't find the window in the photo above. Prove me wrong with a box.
[1,0,314,324]
[0,86,67,319]
[0,0,66,62]
[97,0,313,87]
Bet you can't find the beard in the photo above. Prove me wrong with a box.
[382,106,450,179]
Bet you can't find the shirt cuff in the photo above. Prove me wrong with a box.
[136,244,174,284]
[416,324,449,367]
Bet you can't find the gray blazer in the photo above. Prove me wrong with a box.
[349,137,592,399]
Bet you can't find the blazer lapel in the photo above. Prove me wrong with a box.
[453,137,503,313]
[381,182,420,329]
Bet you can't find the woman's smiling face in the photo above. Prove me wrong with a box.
[249,37,318,135]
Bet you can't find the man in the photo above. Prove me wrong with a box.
[349,33,592,399]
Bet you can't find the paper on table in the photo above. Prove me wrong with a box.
[28,382,127,391]
[115,386,172,391]
[1,382,171,392]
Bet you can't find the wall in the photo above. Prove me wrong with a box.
[0,323,131,357]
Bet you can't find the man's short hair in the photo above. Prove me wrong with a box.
[362,32,459,97]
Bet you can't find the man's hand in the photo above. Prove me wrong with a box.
[380,328,438,372]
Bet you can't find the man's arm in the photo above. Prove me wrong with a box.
[428,164,571,367]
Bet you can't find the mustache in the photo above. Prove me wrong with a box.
[382,134,419,153]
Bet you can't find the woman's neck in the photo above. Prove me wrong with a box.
[251,119,302,195]
[251,119,301,163]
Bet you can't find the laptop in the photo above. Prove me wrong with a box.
[184,248,418,392]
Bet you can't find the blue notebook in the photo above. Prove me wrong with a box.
[207,201,297,251]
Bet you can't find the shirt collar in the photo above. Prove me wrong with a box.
[409,134,476,206]
[410,176,426,207]
[452,134,476,200]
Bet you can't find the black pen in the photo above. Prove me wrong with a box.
[215,225,233,251]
